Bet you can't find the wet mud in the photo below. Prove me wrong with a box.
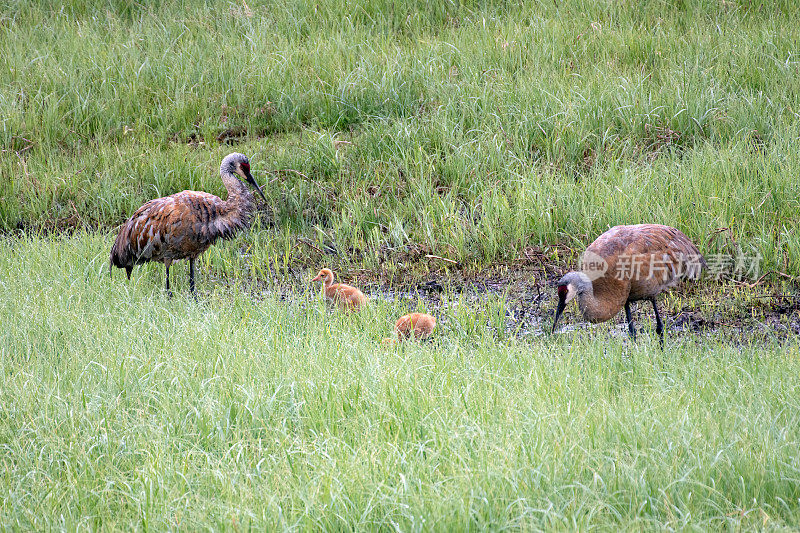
[234,256,800,345]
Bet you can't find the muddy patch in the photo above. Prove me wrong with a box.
[222,258,800,344]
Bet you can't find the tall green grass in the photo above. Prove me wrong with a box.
[1,233,799,529]
[1,0,799,274]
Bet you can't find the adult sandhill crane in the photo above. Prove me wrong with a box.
[110,153,267,296]
[552,224,705,346]
[311,268,368,311]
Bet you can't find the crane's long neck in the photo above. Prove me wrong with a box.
[575,283,616,323]
[220,170,255,229]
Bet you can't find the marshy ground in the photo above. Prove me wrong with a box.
[202,235,797,344]
[239,255,800,343]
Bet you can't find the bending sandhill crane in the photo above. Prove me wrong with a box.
[383,313,437,345]
[552,224,705,346]
[311,268,368,311]
[110,153,267,296]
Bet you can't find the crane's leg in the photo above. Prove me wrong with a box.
[165,260,173,298]
[624,302,637,341]
[189,258,197,299]
[651,297,664,349]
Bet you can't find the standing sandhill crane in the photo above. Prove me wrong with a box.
[110,153,267,296]
[311,268,368,311]
[383,313,437,345]
[552,224,705,346]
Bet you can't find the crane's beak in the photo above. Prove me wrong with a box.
[311,273,321,282]
[244,170,268,203]
[552,296,566,333]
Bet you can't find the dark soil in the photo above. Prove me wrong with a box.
[232,251,800,344]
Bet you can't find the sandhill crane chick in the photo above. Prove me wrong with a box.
[395,313,436,341]
[110,153,267,296]
[382,313,437,346]
[552,224,706,346]
[311,268,368,311]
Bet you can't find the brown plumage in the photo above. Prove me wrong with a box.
[395,312,437,341]
[552,224,706,346]
[311,268,368,311]
[382,313,437,346]
[110,153,267,296]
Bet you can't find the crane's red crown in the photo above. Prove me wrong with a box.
[557,284,568,299]
[241,162,250,173]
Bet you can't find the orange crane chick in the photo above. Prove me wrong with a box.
[395,313,437,341]
[381,313,436,346]
[382,313,437,346]
[311,268,368,311]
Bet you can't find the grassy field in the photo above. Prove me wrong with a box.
[2,0,800,529]
[1,234,799,530]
